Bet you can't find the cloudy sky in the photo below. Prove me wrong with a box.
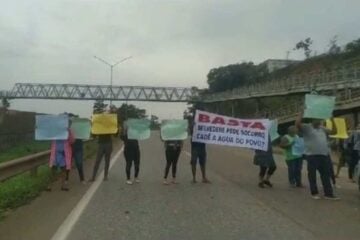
[1,0,359,119]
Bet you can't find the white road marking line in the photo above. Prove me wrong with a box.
[50,146,124,240]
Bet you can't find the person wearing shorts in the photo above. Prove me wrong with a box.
[190,141,210,183]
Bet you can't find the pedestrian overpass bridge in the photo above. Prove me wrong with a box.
[0,83,199,102]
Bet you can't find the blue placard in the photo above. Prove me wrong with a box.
[35,114,69,140]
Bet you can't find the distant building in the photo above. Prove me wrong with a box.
[261,59,300,73]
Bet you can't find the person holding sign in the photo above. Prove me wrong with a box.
[348,126,360,182]
[120,127,141,185]
[280,126,304,188]
[161,119,187,185]
[190,117,210,184]
[295,111,339,200]
[163,140,183,185]
[90,113,118,182]
[70,116,91,183]
[254,136,277,188]
[47,121,75,191]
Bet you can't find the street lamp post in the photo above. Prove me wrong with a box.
[94,55,132,105]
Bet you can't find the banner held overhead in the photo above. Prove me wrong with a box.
[192,110,270,151]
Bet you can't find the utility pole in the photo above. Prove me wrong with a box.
[94,55,132,105]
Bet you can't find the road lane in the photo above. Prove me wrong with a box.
[66,134,317,240]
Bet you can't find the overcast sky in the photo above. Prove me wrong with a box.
[1,0,359,119]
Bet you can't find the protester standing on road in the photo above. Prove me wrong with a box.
[120,128,141,185]
[163,140,183,185]
[280,126,304,187]
[189,116,210,184]
[72,138,85,183]
[47,128,75,191]
[90,134,113,181]
[326,137,337,187]
[254,136,277,188]
[348,126,360,182]
[336,137,351,178]
[295,112,339,200]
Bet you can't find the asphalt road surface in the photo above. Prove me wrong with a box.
[62,133,360,240]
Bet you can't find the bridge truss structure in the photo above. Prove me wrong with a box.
[0,83,198,102]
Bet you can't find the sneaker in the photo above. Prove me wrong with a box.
[263,180,273,188]
[324,195,340,201]
[126,180,133,185]
[171,178,178,184]
[134,178,140,183]
[163,180,169,185]
[311,194,321,200]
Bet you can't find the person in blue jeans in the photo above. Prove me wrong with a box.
[189,115,210,184]
[72,139,85,183]
[296,112,339,200]
[280,126,304,187]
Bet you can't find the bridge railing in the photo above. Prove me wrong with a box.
[254,88,360,124]
[203,65,360,102]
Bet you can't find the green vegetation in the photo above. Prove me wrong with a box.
[0,141,50,164]
[0,140,97,220]
[0,165,51,219]
[206,37,360,95]
[201,37,360,119]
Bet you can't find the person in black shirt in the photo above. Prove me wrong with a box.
[163,140,183,185]
[120,132,140,185]
[72,139,85,182]
[90,134,113,181]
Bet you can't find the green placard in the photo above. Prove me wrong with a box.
[304,94,336,120]
[161,120,188,140]
[269,119,280,141]
[126,119,151,140]
[71,118,91,140]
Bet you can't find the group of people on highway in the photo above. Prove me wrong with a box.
[45,111,211,191]
[254,111,360,200]
[46,108,359,201]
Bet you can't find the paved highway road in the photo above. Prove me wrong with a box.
[61,133,360,240]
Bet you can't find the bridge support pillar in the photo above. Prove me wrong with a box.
[231,102,235,117]
[353,111,359,129]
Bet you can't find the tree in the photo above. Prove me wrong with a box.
[93,99,108,114]
[1,97,10,110]
[328,35,341,55]
[0,98,10,124]
[117,103,146,121]
[207,62,269,93]
[345,38,360,53]
[150,114,160,130]
[294,37,313,58]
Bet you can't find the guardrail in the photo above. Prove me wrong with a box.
[0,140,96,182]
[0,150,50,182]
[255,88,360,124]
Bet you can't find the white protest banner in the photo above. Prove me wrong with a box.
[192,110,270,151]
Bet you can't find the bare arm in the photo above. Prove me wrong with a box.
[295,110,304,131]
[279,136,290,148]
